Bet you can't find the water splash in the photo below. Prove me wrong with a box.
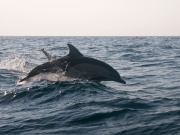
[0,55,34,73]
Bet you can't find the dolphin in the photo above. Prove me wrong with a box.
[19,44,126,84]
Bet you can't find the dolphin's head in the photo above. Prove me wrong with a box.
[109,73,126,84]
[101,65,126,84]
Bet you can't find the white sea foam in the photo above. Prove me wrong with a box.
[0,55,33,73]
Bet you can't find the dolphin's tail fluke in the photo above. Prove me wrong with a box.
[40,48,57,62]
[40,48,52,61]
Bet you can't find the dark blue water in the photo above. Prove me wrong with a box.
[0,37,180,135]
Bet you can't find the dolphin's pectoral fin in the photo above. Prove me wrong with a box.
[89,76,106,82]
[67,44,83,57]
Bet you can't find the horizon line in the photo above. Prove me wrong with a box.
[0,35,179,37]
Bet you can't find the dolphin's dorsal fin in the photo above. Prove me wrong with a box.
[67,44,83,57]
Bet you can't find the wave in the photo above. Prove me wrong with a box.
[0,78,179,135]
[1,37,180,135]
[0,81,106,104]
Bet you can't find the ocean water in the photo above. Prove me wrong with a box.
[0,36,180,135]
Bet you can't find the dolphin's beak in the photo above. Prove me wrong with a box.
[118,78,126,84]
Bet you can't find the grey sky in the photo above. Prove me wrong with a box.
[0,0,180,36]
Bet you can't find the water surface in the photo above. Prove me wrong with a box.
[0,37,180,135]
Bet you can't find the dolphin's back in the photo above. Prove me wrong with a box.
[68,57,118,74]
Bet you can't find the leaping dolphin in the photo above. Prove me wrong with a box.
[19,44,126,84]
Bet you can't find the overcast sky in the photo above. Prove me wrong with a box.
[0,0,180,36]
